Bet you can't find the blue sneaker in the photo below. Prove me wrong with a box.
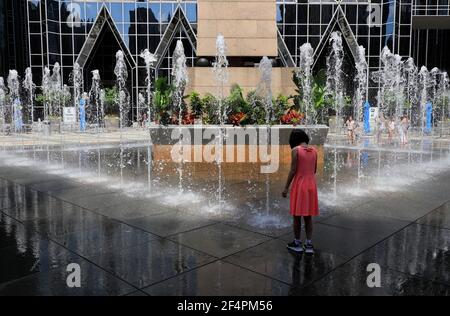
[287,241,303,253]
[305,242,314,255]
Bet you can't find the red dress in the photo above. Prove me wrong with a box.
[290,146,319,217]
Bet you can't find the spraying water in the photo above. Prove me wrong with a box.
[138,92,145,125]
[438,71,449,137]
[51,63,62,119]
[7,70,22,132]
[354,45,367,123]
[22,67,35,124]
[257,56,274,216]
[140,49,157,124]
[213,34,229,207]
[172,40,189,120]
[89,70,103,130]
[172,40,189,193]
[257,56,273,124]
[393,54,404,122]
[42,67,51,121]
[100,89,106,127]
[114,51,129,131]
[430,67,440,126]
[0,78,7,133]
[71,63,83,123]
[404,57,418,122]
[419,66,430,135]
[298,43,314,124]
[326,32,344,131]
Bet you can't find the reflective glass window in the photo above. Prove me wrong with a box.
[85,2,98,22]
[161,3,172,22]
[186,3,197,23]
[149,3,160,23]
[111,3,123,23]
[28,1,41,22]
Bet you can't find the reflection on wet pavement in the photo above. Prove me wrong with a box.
[0,137,449,295]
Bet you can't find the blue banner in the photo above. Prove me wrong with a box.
[79,98,86,131]
[364,101,371,133]
[425,102,432,134]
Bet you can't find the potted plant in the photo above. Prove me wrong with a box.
[226,84,251,126]
[201,93,218,125]
[153,77,173,125]
[188,91,203,124]
[103,87,120,129]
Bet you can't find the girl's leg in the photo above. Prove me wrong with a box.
[303,216,313,240]
[293,216,301,240]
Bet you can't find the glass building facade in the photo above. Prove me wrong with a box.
[21,0,450,119]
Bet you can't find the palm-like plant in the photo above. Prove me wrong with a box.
[153,77,173,124]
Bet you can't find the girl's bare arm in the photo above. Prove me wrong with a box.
[282,148,298,197]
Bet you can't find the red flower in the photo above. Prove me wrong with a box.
[281,109,304,125]
[182,112,195,125]
[229,112,247,126]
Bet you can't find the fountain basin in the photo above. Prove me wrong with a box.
[149,124,329,146]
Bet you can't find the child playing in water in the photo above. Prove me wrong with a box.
[282,129,319,254]
[400,115,409,145]
[388,117,396,144]
[346,116,356,144]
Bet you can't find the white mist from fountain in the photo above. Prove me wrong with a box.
[419,66,430,136]
[327,32,345,132]
[138,92,145,124]
[298,43,315,124]
[354,46,368,123]
[114,51,129,133]
[140,49,158,193]
[213,34,229,209]
[437,71,449,137]
[404,58,418,122]
[114,51,129,186]
[0,78,7,134]
[256,56,277,223]
[326,32,344,199]
[172,40,189,194]
[140,49,157,124]
[372,47,400,119]
[23,67,35,124]
[89,70,103,131]
[51,63,62,120]
[42,67,51,121]
[71,63,83,124]
[353,46,368,187]
[430,67,440,129]
[7,70,22,133]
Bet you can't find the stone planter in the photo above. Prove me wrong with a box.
[148,124,329,146]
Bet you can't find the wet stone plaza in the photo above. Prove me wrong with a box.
[0,132,449,296]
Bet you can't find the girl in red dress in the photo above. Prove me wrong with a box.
[282,129,319,254]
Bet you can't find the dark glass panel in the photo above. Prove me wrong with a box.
[28,1,41,22]
[48,33,60,54]
[61,35,73,54]
[309,5,320,24]
[30,35,42,54]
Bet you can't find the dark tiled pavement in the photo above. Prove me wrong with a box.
[0,168,449,296]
